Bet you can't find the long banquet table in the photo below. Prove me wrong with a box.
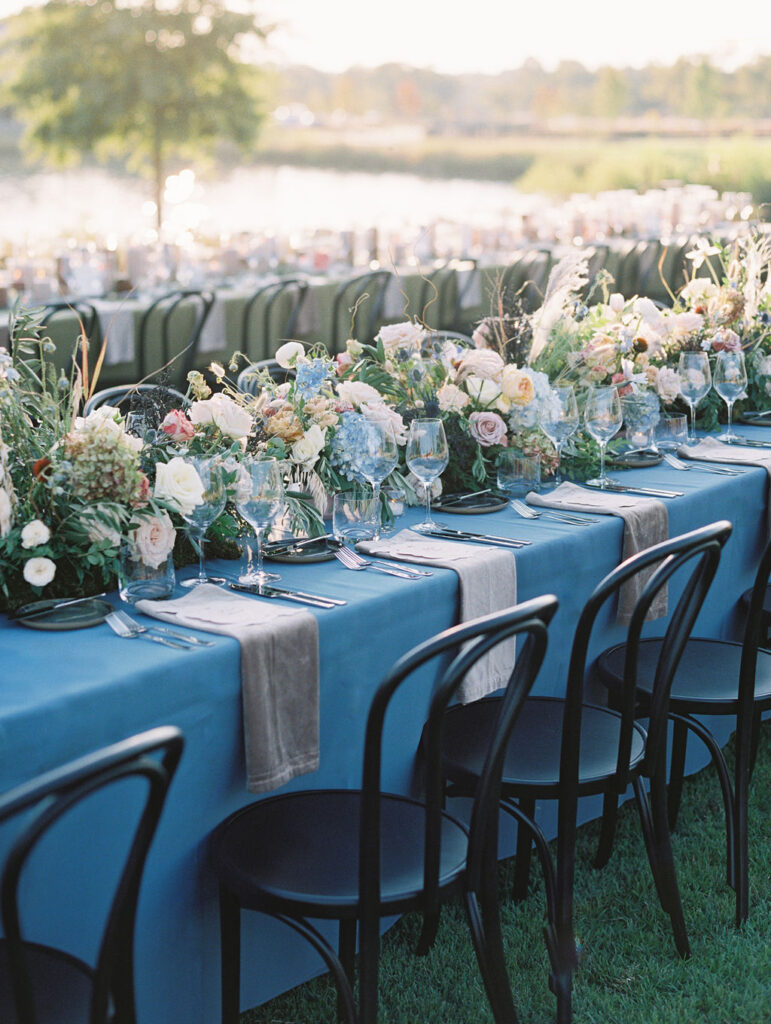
[0,443,768,1023]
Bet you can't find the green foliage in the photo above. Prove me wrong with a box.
[0,0,269,220]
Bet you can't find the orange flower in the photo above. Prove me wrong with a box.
[32,457,51,479]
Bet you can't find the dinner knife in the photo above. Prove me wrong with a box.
[263,534,335,552]
[584,481,683,499]
[424,526,529,549]
[9,592,108,621]
[723,437,771,449]
[228,581,336,609]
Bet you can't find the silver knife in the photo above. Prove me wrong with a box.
[425,527,529,549]
[263,534,335,552]
[148,625,216,646]
[10,592,108,621]
[723,437,771,449]
[265,585,347,606]
[228,581,336,609]
[585,481,683,499]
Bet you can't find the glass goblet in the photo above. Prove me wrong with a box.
[234,457,284,588]
[713,349,747,442]
[353,421,399,537]
[539,384,579,486]
[677,351,712,444]
[584,385,623,489]
[180,455,227,589]
[405,418,449,534]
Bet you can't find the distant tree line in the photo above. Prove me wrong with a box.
[270,57,771,127]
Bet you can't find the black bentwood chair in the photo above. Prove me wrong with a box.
[136,289,215,388]
[211,596,558,1024]
[240,276,309,359]
[438,521,731,1024]
[0,726,184,1024]
[83,382,187,417]
[236,358,296,396]
[596,537,771,930]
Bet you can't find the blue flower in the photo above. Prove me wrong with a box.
[329,411,372,482]
[294,358,332,400]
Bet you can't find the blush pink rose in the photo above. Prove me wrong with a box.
[468,410,508,447]
[711,328,742,353]
[160,409,195,442]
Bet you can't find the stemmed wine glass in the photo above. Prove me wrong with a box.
[713,349,747,442]
[405,418,449,534]
[584,385,623,489]
[353,421,399,536]
[677,351,712,445]
[539,383,579,486]
[234,457,284,589]
[180,455,227,589]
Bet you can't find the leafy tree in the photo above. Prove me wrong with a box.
[1,0,271,227]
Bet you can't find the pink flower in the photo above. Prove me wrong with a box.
[160,409,195,442]
[712,329,742,353]
[336,351,353,374]
[468,410,508,447]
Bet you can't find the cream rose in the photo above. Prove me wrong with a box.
[336,380,382,408]
[129,511,176,569]
[189,394,252,440]
[680,278,719,304]
[154,457,205,517]
[20,519,51,549]
[377,321,425,352]
[290,424,327,466]
[465,376,501,406]
[437,383,470,414]
[23,556,56,587]
[457,348,505,382]
[656,367,682,404]
[668,312,704,339]
[500,366,536,406]
[360,401,408,444]
[468,411,508,447]
[275,341,306,368]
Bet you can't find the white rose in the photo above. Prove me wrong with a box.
[189,394,252,439]
[73,405,123,434]
[360,401,408,444]
[609,293,625,313]
[23,556,56,587]
[656,367,681,404]
[634,297,663,327]
[290,424,327,466]
[346,338,364,357]
[154,457,205,517]
[668,312,704,339]
[376,321,426,352]
[20,519,51,549]
[465,375,501,406]
[437,383,470,413]
[275,341,306,368]
[0,486,13,538]
[336,380,382,408]
[457,348,505,382]
[680,278,719,303]
[129,511,176,569]
[87,516,122,550]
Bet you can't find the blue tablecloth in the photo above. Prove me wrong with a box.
[0,439,768,1021]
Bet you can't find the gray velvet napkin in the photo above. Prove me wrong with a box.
[357,529,517,703]
[136,583,319,793]
[527,482,668,624]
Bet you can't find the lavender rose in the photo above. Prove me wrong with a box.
[468,411,508,447]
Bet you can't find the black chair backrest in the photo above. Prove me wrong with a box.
[0,726,184,1024]
[738,539,771,729]
[564,521,732,795]
[40,301,99,344]
[241,278,309,360]
[331,270,392,352]
[357,595,558,1007]
[82,383,187,418]
[236,359,296,396]
[136,290,215,387]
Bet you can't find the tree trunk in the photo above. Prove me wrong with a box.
[153,136,164,232]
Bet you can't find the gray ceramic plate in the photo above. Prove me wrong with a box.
[15,598,113,631]
[432,495,509,514]
[264,540,336,563]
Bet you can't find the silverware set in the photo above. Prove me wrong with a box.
[423,524,530,549]
[583,480,683,498]
[228,581,345,609]
[510,498,597,525]
[106,609,215,649]
[333,545,431,579]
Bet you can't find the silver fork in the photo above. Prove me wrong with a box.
[660,451,743,476]
[346,546,433,577]
[333,546,421,579]
[510,498,596,525]
[106,610,195,649]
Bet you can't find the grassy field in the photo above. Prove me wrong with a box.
[255,127,771,209]
[241,726,771,1024]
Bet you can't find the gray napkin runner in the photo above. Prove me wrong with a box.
[136,583,319,793]
[680,437,771,531]
[527,482,668,624]
[357,529,517,703]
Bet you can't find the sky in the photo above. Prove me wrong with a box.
[0,0,767,74]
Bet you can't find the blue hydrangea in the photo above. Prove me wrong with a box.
[294,358,332,400]
[508,368,554,430]
[328,411,371,482]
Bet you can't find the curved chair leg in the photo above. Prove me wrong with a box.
[592,788,619,869]
[415,911,440,955]
[643,772,691,959]
[464,890,520,1024]
[734,708,754,926]
[632,777,668,911]
[274,915,357,1024]
[338,919,357,1023]
[667,718,688,832]
[510,795,536,903]
[219,886,241,1024]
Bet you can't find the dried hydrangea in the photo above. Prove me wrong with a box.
[63,423,147,505]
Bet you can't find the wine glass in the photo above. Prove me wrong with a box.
[234,457,284,588]
[353,421,399,537]
[539,384,579,486]
[405,418,449,534]
[677,351,712,445]
[180,455,227,589]
[713,349,747,442]
[584,385,623,489]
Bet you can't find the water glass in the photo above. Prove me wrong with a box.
[235,457,284,586]
[585,385,622,489]
[621,390,660,451]
[656,415,688,453]
[405,418,449,534]
[496,451,541,504]
[180,455,227,589]
[539,384,579,485]
[713,349,747,442]
[118,543,175,604]
[332,492,379,543]
[678,351,711,444]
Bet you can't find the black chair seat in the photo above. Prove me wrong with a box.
[213,790,469,918]
[597,638,771,714]
[443,697,647,797]
[0,941,93,1024]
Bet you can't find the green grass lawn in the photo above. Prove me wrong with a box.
[241,725,771,1023]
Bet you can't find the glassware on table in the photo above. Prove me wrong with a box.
[677,351,712,444]
[656,415,689,453]
[180,455,227,589]
[405,418,449,534]
[234,457,284,587]
[118,542,175,604]
[496,451,541,506]
[584,384,623,489]
[332,492,380,543]
[352,421,399,538]
[713,349,747,442]
[621,390,661,452]
[539,384,579,486]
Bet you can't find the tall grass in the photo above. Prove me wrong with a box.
[241,726,771,1023]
